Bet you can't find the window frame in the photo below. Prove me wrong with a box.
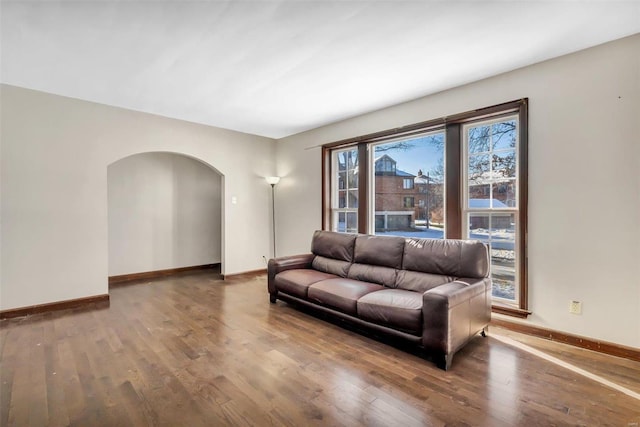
[403,196,415,208]
[329,146,360,233]
[322,99,529,317]
[462,114,521,307]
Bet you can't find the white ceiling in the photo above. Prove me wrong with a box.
[2,1,639,139]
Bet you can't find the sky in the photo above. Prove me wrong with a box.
[373,133,444,180]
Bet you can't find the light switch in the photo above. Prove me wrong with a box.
[231,196,237,205]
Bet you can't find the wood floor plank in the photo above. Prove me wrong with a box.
[1,270,639,426]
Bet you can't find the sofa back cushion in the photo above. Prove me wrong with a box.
[312,256,351,277]
[402,238,489,278]
[311,230,356,262]
[395,270,455,293]
[353,234,405,268]
[348,263,397,287]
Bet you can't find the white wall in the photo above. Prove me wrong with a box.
[108,152,222,276]
[0,85,276,310]
[276,34,640,348]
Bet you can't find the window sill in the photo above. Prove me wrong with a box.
[492,304,532,318]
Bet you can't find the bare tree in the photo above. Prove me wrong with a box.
[374,141,415,153]
[468,120,517,182]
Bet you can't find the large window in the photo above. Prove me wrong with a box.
[463,117,520,305]
[330,147,359,233]
[322,100,529,317]
[372,132,445,238]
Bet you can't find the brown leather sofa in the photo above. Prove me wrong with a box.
[268,230,492,370]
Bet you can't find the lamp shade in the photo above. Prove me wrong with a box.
[265,176,281,185]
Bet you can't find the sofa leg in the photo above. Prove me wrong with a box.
[481,326,488,337]
[269,293,277,304]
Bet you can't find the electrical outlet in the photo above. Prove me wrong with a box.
[569,300,582,315]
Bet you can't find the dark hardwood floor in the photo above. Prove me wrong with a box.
[1,271,639,426]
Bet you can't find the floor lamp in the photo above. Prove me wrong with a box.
[265,176,280,258]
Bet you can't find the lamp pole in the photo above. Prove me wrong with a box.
[425,172,429,229]
[415,170,430,230]
[270,183,276,257]
[265,176,280,258]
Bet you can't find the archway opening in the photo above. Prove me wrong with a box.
[107,152,223,282]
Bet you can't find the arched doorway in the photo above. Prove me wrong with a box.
[107,152,223,279]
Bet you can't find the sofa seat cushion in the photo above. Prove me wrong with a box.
[357,289,423,335]
[275,269,338,299]
[308,278,384,315]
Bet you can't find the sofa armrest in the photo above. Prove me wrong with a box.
[267,254,315,294]
[422,278,491,367]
